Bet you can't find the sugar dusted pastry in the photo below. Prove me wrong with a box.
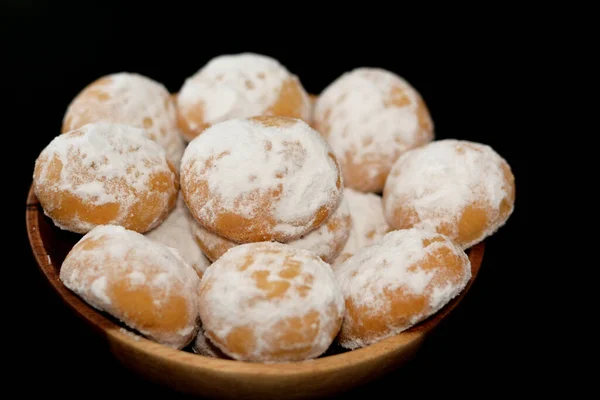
[191,195,351,264]
[333,188,389,266]
[334,228,471,349]
[176,53,312,141]
[383,139,515,249]
[198,242,345,362]
[60,225,201,349]
[62,72,185,167]
[180,116,343,243]
[145,193,211,277]
[313,68,434,193]
[33,123,179,234]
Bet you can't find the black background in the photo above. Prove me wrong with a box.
[6,2,531,398]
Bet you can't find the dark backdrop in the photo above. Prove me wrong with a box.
[7,3,530,397]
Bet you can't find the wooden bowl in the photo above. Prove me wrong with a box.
[26,184,484,399]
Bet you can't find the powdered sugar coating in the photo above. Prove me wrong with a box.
[314,67,434,192]
[334,228,471,349]
[62,72,185,168]
[145,193,211,276]
[180,117,343,243]
[382,139,515,249]
[33,123,178,234]
[60,225,201,349]
[191,195,351,264]
[334,188,390,266]
[198,242,345,362]
[290,195,351,263]
[177,53,311,140]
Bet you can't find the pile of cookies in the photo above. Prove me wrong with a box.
[32,53,516,363]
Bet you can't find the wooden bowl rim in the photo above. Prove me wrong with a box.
[25,183,484,376]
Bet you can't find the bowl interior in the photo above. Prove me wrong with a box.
[25,183,484,376]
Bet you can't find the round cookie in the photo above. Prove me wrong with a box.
[191,195,352,264]
[334,228,471,350]
[176,53,312,141]
[145,193,211,278]
[33,123,179,234]
[313,67,434,193]
[198,242,345,362]
[383,139,515,249]
[60,225,201,349]
[62,72,185,167]
[333,188,390,266]
[180,116,343,243]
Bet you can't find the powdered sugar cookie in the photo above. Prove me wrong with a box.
[62,72,185,168]
[180,116,343,243]
[334,228,471,349]
[333,188,389,266]
[176,53,312,141]
[198,242,345,362]
[383,139,515,249]
[191,195,351,264]
[314,68,434,193]
[189,220,236,265]
[145,193,211,277]
[33,123,179,234]
[60,225,201,349]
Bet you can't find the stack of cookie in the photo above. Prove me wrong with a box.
[31,52,516,363]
